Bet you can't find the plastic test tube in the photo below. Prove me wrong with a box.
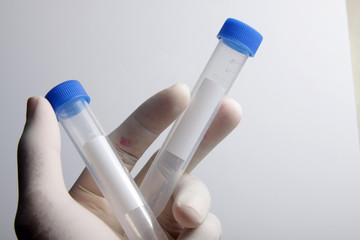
[140,18,263,216]
[45,80,167,240]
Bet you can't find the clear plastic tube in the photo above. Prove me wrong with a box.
[45,81,167,240]
[139,18,262,217]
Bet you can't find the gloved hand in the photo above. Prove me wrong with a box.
[15,83,242,239]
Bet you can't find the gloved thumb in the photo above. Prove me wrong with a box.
[17,96,68,203]
[16,96,121,240]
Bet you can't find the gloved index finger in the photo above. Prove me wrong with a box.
[108,83,190,171]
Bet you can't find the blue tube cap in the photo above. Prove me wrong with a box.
[217,18,263,57]
[45,80,90,114]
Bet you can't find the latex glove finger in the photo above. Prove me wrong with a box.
[17,96,67,203]
[149,174,211,238]
[172,174,211,228]
[110,83,190,170]
[135,96,241,184]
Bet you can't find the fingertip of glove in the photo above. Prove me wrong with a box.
[173,203,203,228]
[26,96,41,120]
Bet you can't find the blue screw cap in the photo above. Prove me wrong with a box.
[45,80,90,114]
[217,18,263,57]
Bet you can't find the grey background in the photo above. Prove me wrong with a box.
[1,0,360,239]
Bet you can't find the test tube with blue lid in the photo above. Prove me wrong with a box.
[45,80,167,240]
[140,18,263,217]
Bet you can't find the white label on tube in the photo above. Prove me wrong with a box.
[83,136,143,213]
[166,78,225,160]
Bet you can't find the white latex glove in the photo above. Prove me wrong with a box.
[15,84,242,239]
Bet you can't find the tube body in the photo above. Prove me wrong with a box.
[56,98,167,240]
[140,39,249,216]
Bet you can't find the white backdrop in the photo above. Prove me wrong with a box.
[1,0,360,239]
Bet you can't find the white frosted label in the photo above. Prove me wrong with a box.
[83,136,143,213]
[166,79,225,160]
